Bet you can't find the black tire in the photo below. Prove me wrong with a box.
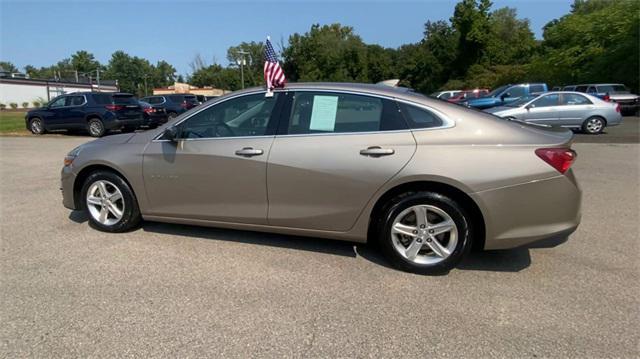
[81,170,141,232]
[582,116,605,134]
[29,117,46,135]
[87,118,105,137]
[377,191,473,275]
[167,112,178,119]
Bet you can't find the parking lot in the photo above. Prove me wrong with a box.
[0,117,638,357]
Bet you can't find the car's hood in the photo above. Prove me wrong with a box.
[484,106,517,115]
[85,133,136,147]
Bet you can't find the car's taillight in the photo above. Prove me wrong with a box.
[603,94,610,102]
[615,103,621,113]
[181,101,188,109]
[535,148,576,174]
[143,107,154,114]
[105,104,125,111]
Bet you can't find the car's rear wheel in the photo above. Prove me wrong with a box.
[87,118,105,137]
[81,171,141,232]
[29,117,45,135]
[377,191,472,275]
[582,116,605,134]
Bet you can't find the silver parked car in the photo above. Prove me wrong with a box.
[61,83,582,274]
[485,91,622,134]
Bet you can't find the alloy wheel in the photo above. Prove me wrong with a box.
[89,121,103,137]
[586,118,604,133]
[390,204,458,265]
[86,180,125,226]
[30,119,43,134]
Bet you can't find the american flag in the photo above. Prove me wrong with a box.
[264,37,286,90]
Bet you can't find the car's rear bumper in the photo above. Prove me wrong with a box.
[105,117,145,130]
[471,171,582,250]
[61,165,77,210]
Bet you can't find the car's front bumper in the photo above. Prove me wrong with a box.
[61,165,77,210]
[471,170,582,250]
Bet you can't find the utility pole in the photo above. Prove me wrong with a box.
[96,68,100,91]
[237,50,249,89]
[74,70,78,83]
[143,74,148,96]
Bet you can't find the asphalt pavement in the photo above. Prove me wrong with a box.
[0,119,638,358]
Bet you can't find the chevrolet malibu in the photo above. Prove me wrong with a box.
[61,83,582,274]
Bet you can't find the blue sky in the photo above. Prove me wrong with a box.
[1,0,573,76]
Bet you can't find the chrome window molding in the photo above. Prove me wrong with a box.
[152,87,456,141]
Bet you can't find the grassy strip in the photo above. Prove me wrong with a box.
[0,111,28,135]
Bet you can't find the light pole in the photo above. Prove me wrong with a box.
[80,69,101,92]
[236,50,250,89]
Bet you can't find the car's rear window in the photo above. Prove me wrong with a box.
[597,85,627,93]
[113,95,138,105]
[92,94,112,105]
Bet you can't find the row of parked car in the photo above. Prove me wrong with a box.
[432,83,639,134]
[25,92,214,137]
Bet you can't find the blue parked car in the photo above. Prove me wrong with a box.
[25,92,144,137]
[462,83,548,109]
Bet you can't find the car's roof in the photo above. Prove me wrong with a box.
[574,83,624,86]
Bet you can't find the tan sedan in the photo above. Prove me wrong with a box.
[60,83,581,274]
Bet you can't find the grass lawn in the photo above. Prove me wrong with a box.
[0,111,28,135]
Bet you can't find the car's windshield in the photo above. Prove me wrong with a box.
[505,95,538,107]
[596,85,628,93]
[486,85,509,98]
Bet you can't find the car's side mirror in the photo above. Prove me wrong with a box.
[163,126,179,142]
[525,104,532,110]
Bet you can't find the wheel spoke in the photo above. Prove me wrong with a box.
[392,222,417,237]
[413,206,428,228]
[87,195,102,206]
[98,206,109,223]
[108,192,122,202]
[106,202,123,219]
[97,182,109,199]
[429,220,455,236]
[426,236,449,258]
[405,238,423,260]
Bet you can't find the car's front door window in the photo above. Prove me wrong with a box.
[49,97,66,109]
[530,94,559,108]
[178,93,278,139]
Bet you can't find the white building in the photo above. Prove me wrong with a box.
[0,78,118,106]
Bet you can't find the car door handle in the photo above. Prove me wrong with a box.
[360,146,395,157]
[235,147,264,157]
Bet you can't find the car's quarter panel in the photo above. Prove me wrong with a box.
[267,131,416,231]
[142,137,274,224]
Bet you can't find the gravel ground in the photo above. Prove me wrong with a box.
[1,126,638,357]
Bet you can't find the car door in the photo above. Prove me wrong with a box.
[501,85,526,105]
[266,90,416,232]
[556,93,593,126]
[63,95,87,128]
[142,92,283,224]
[43,96,68,129]
[523,93,560,124]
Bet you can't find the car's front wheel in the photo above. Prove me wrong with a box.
[81,171,141,232]
[377,191,472,275]
[87,118,105,137]
[29,117,46,135]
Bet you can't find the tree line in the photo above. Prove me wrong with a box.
[1,0,638,96]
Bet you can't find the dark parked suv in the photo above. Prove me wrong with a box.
[25,92,144,137]
[140,94,199,119]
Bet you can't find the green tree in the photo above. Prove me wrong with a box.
[227,41,265,87]
[450,0,493,75]
[283,24,369,82]
[70,50,100,74]
[0,61,18,72]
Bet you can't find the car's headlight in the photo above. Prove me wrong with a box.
[64,146,83,166]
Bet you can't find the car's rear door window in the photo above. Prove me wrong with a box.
[530,84,546,93]
[561,93,592,105]
[287,92,406,135]
[68,95,85,106]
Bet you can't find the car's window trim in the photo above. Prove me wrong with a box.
[153,88,455,141]
[275,89,454,137]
